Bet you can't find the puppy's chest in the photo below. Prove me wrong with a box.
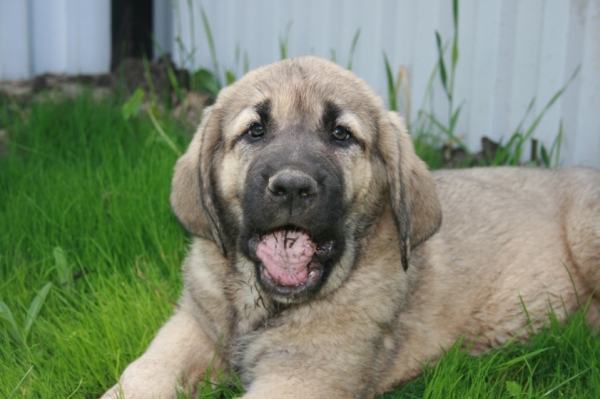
[230,283,273,331]
[223,277,285,372]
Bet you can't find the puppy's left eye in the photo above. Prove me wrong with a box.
[247,123,265,139]
[332,126,351,141]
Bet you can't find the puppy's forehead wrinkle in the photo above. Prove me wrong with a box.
[224,70,384,139]
[321,101,342,129]
[254,99,271,124]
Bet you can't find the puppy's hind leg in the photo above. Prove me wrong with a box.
[564,168,600,327]
[101,308,224,399]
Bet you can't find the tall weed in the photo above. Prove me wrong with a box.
[402,0,576,168]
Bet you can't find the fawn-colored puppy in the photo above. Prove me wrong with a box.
[102,56,600,399]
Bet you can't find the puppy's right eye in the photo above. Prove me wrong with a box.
[332,126,351,141]
[247,123,265,139]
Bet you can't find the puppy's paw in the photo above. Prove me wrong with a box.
[99,363,185,399]
[99,383,122,399]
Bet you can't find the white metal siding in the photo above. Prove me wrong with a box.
[0,0,110,79]
[169,0,600,168]
[0,0,31,79]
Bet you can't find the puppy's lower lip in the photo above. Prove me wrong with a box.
[316,240,334,256]
[259,261,324,298]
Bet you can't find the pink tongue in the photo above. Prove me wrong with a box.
[256,230,317,286]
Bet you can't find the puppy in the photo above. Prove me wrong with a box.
[102,56,600,399]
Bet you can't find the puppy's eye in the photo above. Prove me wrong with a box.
[332,126,351,141]
[247,123,265,139]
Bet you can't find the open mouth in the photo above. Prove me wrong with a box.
[249,226,335,299]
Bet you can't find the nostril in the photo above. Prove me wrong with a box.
[268,180,288,197]
[267,170,318,203]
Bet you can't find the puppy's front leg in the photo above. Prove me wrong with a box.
[101,308,223,399]
[241,378,358,399]
[236,328,383,399]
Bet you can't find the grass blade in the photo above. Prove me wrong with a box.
[23,282,52,338]
[151,39,185,105]
[148,110,182,156]
[279,22,293,60]
[192,68,220,96]
[199,5,221,88]
[427,113,451,135]
[243,52,250,74]
[65,378,83,399]
[347,29,361,70]
[225,70,237,86]
[522,66,580,143]
[121,88,145,120]
[540,144,550,167]
[506,380,522,396]
[186,0,197,71]
[450,103,463,132]
[0,301,24,346]
[175,36,197,70]
[542,368,590,397]
[435,31,450,101]
[141,56,158,105]
[551,121,564,167]
[495,347,551,369]
[54,246,72,293]
[452,0,459,32]
[450,0,459,93]
[383,53,397,111]
[7,365,34,399]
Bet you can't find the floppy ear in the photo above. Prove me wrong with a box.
[379,111,442,270]
[170,105,227,255]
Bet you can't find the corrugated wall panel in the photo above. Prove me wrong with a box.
[168,0,599,168]
[0,0,30,79]
[0,0,110,79]
[154,0,173,57]
[64,0,111,75]
[30,0,69,75]
[573,0,600,167]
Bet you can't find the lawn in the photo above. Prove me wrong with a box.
[1,94,598,398]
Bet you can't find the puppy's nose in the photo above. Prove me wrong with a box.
[268,169,318,206]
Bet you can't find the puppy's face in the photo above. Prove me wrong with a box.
[236,100,349,302]
[171,57,442,305]
[213,60,388,303]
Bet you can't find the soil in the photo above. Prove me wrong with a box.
[0,57,190,103]
[0,57,214,144]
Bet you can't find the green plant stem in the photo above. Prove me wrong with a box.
[148,110,182,156]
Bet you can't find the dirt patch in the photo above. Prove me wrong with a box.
[442,136,500,167]
[0,57,214,139]
[0,57,211,108]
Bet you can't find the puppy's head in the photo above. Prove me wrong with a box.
[171,56,441,304]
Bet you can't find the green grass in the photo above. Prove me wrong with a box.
[1,94,598,398]
[386,307,600,398]
[0,95,188,397]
